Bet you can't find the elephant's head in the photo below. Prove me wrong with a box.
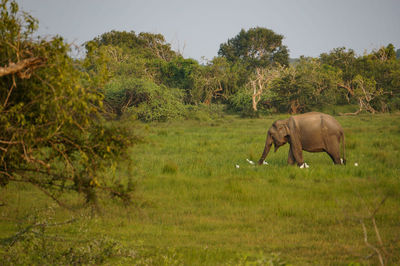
[258,119,290,165]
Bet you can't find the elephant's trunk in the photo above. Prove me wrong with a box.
[258,132,273,165]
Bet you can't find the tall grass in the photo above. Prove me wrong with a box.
[1,114,399,264]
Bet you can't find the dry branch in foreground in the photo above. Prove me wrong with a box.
[0,57,45,78]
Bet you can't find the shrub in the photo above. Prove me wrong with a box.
[227,90,272,117]
[104,78,186,122]
[184,104,226,121]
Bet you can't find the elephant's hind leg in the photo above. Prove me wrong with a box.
[326,150,341,164]
[325,136,342,164]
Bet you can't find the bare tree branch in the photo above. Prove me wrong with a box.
[361,219,385,266]
[249,66,282,111]
[3,217,76,247]
[0,57,45,78]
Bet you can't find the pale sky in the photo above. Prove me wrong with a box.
[18,0,400,61]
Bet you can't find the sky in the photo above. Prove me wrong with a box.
[18,0,400,61]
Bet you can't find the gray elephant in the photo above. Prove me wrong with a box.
[258,112,346,166]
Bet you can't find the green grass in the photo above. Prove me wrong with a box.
[1,114,400,265]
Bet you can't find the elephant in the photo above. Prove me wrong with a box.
[258,112,346,166]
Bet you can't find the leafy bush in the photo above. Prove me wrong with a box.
[0,208,182,265]
[1,233,124,265]
[227,90,254,116]
[184,104,226,121]
[104,78,186,121]
[160,56,200,104]
[227,89,272,117]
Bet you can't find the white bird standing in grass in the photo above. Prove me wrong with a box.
[246,159,255,165]
[300,162,310,169]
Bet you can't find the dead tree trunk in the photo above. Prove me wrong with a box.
[249,67,281,112]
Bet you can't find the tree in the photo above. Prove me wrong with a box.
[351,75,382,114]
[218,27,289,71]
[0,0,133,207]
[355,44,400,112]
[83,30,187,120]
[160,56,200,104]
[271,58,342,114]
[319,45,400,112]
[88,30,176,61]
[84,31,177,84]
[192,57,243,105]
[248,66,282,111]
[320,47,358,103]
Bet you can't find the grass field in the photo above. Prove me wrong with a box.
[1,113,400,265]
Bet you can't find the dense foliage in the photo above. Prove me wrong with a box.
[84,27,400,119]
[0,0,134,206]
[218,27,289,69]
[318,45,400,113]
[228,45,400,115]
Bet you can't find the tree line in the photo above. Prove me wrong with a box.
[84,28,400,120]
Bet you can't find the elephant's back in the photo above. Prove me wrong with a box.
[297,112,343,133]
[320,113,344,133]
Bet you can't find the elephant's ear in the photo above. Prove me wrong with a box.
[287,117,303,164]
[283,119,290,137]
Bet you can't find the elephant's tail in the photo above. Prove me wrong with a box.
[341,132,346,165]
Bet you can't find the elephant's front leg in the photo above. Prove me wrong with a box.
[289,144,304,167]
[287,148,296,165]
